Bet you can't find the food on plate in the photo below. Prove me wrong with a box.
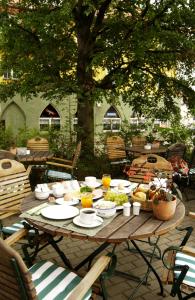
[104,191,128,206]
[117,183,125,191]
[80,186,93,193]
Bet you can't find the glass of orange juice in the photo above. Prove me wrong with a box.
[102,174,111,190]
[81,192,93,208]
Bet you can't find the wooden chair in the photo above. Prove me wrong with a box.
[0,149,16,160]
[162,213,195,299]
[166,143,187,160]
[27,137,49,151]
[0,159,67,267]
[106,136,130,165]
[0,231,116,300]
[45,141,81,182]
[125,154,173,184]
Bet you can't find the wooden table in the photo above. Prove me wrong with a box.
[21,192,185,298]
[126,145,167,156]
[17,151,53,165]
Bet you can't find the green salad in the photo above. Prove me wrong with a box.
[104,191,128,206]
[80,186,93,193]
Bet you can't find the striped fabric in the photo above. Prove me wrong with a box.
[30,260,91,300]
[189,168,195,175]
[47,170,72,180]
[2,220,35,236]
[174,252,195,287]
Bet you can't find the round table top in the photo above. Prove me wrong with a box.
[21,193,185,244]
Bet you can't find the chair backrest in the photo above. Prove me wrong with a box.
[27,137,49,151]
[131,136,146,147]
[0,150,16,160]
[72,141,82,168]
[0,238,36,299]
[106,136,126,160]
[166,143,186,160]
[0,159,31,220]
[126,154,173,184]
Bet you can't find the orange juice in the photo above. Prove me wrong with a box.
[102,174,111,189]
[81,193,93,208]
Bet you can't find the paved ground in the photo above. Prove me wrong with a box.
[12,186,195,300]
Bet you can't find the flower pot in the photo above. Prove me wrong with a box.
[152,198,177,221]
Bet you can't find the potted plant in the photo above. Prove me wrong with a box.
[152,189,177,221]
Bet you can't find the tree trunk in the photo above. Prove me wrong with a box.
[77,94,94,159]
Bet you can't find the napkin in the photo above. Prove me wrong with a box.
[35,184,50,192]
[62,180,80,192]
[26,203,49,216]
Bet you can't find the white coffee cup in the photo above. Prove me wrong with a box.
[80,208,97,225]
[85,176,97,187]
[52,183,64,198]
[133,202,141,215]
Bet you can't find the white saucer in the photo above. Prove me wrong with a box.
[84,182,102,189]
[110,179,131,187]
[55,198,79,206]
[73,215,103,228]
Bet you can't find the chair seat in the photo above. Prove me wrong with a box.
[189,168,195,175]
[2,220,35,235]
[175,252,195,288]
[30,260,92,300]
[47,170,72,180]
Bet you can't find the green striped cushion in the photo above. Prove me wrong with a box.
[174,252,195,287]
[30,260,91,300]
[47,170,72,180]
[2,220,35,235]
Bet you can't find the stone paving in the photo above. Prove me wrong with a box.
[13,186,195,300]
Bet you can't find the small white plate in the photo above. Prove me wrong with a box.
[95,199,123,210]
[92,189,103,200]
[83,182,102,189]
[110,179,131,187]
[73,215,103,228]
[41,205,79,220]
[55,198,79,206]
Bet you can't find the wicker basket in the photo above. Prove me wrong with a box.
[130,192,153,211]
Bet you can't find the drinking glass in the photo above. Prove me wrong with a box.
[81,192,93,208]
[102,174,111,190]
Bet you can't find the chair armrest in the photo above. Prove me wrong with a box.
[46,162,73,170]
[189,212,195,219]
[49,157,72,164]
[67,255,111,300]
[5,228,28,246]
[26,165,32,176]
[182,246,195,257]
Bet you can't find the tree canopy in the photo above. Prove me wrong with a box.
[0,0,195,156]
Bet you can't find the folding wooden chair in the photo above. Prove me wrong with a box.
[0,231,116,300]
[162,212,195,299]
[106,136,130,165]
[45,141,81,182]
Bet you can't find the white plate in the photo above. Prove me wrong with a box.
[55,198,79,206]
[92,189,103,200]
[41,205,79,220]
[112,183,139,194]
[110,179,131,187]
[83,182,102,189]
[73,215,103,228]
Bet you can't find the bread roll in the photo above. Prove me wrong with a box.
[134,191,146,201]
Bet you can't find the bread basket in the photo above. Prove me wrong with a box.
[130,192,153,211]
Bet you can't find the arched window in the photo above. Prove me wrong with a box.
[103,106,121,131]
[130,111,145,125]
[40,104,60,131]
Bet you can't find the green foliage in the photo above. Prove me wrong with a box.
[0,0,195,157]
[156,124,193,146]
[15,128,41,147]
[0,125,15,149]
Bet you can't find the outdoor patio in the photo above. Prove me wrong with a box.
[10,186,195,300]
